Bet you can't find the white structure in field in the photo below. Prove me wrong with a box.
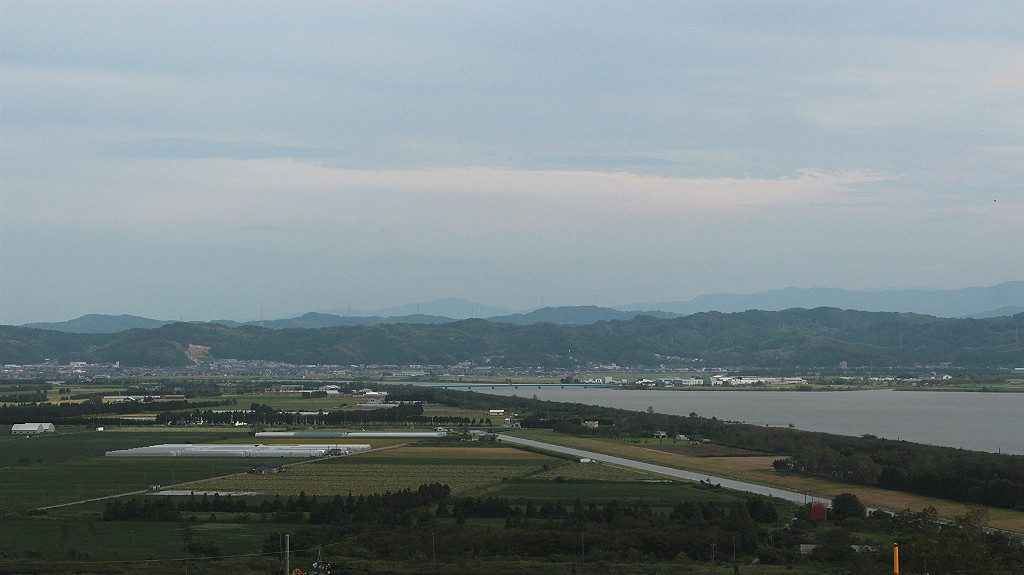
[11,423,55,434]
[105,443,371,458]
[256,431,446,438]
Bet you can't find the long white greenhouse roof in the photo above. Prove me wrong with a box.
[105,443,371,458]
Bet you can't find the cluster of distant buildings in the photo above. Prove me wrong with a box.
[625,376,808,387]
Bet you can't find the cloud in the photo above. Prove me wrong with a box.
[102,137,331,160]
[1,157,894,229]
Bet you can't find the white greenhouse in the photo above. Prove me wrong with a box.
[11,423,55,434]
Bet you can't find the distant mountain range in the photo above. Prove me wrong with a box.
[320,298,514,320]
[487,306,680,324]
[4,308,1022,368]
[18,282,1023,334]
[22,314,177,333]
[21,307,677,333]
[622,281,1024,318]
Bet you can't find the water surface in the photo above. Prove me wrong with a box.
[466,387,1023,454]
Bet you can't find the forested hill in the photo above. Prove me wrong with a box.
[2,308,1022,368]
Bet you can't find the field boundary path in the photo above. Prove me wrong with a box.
[33,443,407,511]
[497,434,830,505]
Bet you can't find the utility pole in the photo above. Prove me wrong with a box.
[580,528,585,563]
[431,530,436,565]
[283,533,290,575]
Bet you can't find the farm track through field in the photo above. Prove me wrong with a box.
[32,443,407,511]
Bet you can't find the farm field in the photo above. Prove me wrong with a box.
[0,428,248,466]
[1,457,256,511]
[176,446,557,496]
[489,480,744,502]
[505,429,1024,534]
[580,435,767,457]
[221,393,366,411]
[2,427,394,510]
[0,516,290,562]
[214,435,408,448]
[531,461,659,481]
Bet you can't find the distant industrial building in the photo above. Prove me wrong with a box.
[11,422,55,434]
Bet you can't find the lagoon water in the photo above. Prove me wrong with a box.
[462,387,1023,455]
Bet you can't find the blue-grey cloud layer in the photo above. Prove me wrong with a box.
[2,1,1021,323]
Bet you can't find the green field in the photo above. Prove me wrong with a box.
[532,461,659,481]
[0,516,290,562]
[176,447,557,496]
[1,457,257,511]
[0,428,248,466]
[220,393,366,411]
[0,428,321,511]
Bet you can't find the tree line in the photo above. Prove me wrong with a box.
[0,398,236,424]
[101,483,1023,574]
[153,403,472,427]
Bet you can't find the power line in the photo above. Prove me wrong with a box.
[5,547,321,565]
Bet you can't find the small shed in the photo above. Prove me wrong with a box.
[653,430,668,439]
[249,463,286,475]
[11,423,55,435]
[809,502,829,522]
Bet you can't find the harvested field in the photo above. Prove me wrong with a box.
[490,480,743,502]
[646,444,767,457]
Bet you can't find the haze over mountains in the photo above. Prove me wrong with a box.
[625,282,1024,319]
[17,281,1024,334]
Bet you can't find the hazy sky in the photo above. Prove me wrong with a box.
[2,1,1022,323]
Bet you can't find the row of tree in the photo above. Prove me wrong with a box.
[0,398,236,424]
[100,483,1023,574]
[152,403,473,427]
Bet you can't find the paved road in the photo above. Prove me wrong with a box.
[498,434,831,506]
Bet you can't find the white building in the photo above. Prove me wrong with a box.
[11,423,55,435]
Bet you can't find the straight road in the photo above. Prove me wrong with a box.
[498,434,830,506]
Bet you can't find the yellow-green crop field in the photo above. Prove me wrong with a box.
[176,447,557,496]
